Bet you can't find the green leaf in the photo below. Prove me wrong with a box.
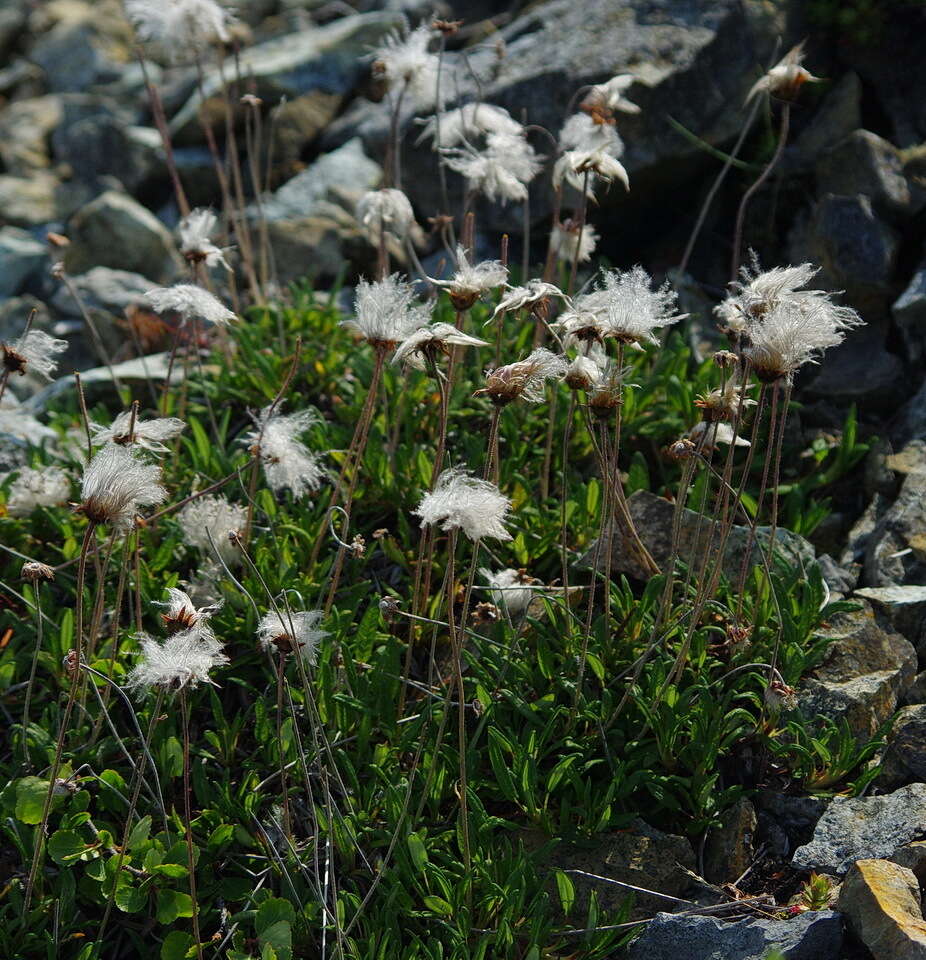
[15,776,52,825]
[157,888,194,924]
[115,880,149,914]
[160,930,195,960]
[48,829,87,865]
[256,897,294,960]
[407,832,428,873]
[423,895,453,917]
[152,862,188,879]
[555,870,575,916]
[128,815,152,851]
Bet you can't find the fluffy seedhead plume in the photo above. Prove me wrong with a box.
[392,322,487,373]
[716,260,819,335]
[746,42,821,104]
[581,74,641,122]
[344,274,431,348]
[414,468,511,541]
[127,628,227,691]
[372,24,439,106]
[357,189,416,243]
[179,494,247,566]
[491,280,569,322]
[419,102,523,150]
[559,113,624,154]
[477,348,568,406]
[480,567,538,616]
[243,405,325,500]
[146,284,236,327]
[90,411,185,455]
[587,361,633,417]
[125,0,232,60]
[179,208,230,270]
[443,132,541,204]
[695,381,755,424]
[6,466,70,517]
[564,354,604,391]
[551,219,599,264]
[257,609,327,662]
[157,587,219,635]
[80,443,167,529]
[428,245,507,310]
[688,420,750,452]
[554,148,629,195]
[2,330,68,380]
[596,266,683,348]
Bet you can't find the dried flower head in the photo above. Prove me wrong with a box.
[554,148,629,195]
[22,560,55,582]
[551,219,599,264]
[597,266,683,348]
[372,24,439,106]
[146,284,236,327]
[414,467,511,541]
[2,330,68,380]
[476,348,567,406]
[587,361,632,417]
[357,189,416,243]
[179,494,247,567]
[491,280,569,322]
[243,406,325,500]
[667,438,698,461]
[127,627,227,691]
[80,443,167,529]
[695,381,755,423]
[6,465,70,517]
[443,132,541,204]
[90,411,185,455]
[125,0,232,60]
[179,208,230,270]
[747,42,821,104]
[343,274,431,348]
[480,567,538,616]
[419,102,523,150]
[257,609,327,662]
[764,679,798,714]
[393,322,487,373]
[427,245,508,310]
[581,74,641,121]
[688,420,750,452]
[157,587,219,634]
[564,354,603,391]
[559,113,624,154]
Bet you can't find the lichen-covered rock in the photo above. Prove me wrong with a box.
[837,858,926,959]
[864,468,926,588]
[879,704,926,789]
[792,784,926,875]
[855,585,926,656]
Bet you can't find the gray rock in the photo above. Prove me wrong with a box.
[841,494,889,571]
[818,554,858,595]
[627,909,843,960]
[0,172,90,229]
[755,793,829,859]
[893,262,926,366]
[0,228,47,297]
[890,841,926,885]
[879,704,926,789]
[0,5,26,62]
[64,191,179,282]
[854,586,926,655]
[0,96,63,177]
[799,600,916,742]
[791,72,862,169]
[269,91,345,185]
[325,0,784,227]
[902,671,926,707]
[837,858,926,959]
[792,784,926,875]
[896,380,926,448]
[863,468,926,588]
[578,489,815,584]
[704,799,756,885]
[816,130,911,219]
[169,12,402,143]
[265,209,369,288]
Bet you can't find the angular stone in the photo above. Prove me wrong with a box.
[64,191,180,282]
[755,793,829,860]
[854,585,926,654]
[0,172,89,229]
[890,841,926,885]
[792,784,926,875]
[792,72,862,168]
[269,91,344,185]
[879,705,926,789]
[0,228,47,297]
[864,468,926,588]
[704,798,756,885]
[837,858,926,959]
[816,129,911,219]
[903,671,926,707]
[0,96,63,176]
[626,909,843,960]
[894,262,926,366]
[265,209,369,288]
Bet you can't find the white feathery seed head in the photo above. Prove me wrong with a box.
[90,411,185,455]
[477,348,568,406]
[6,465,70,516]
[554,148,629,195]
[414,467,511,541]
[480,567,537,616]
[125,0,232,60]
[564,353,604,391]
[127,628,227,691]
[179,208,230,270]
[357,189,416,242]
[257,609,327,663]
[419,102,523,150]
[179,494,247,566]
[716,260,819,334]
[243,405,326,500]
[428,245,507,309]
[146,284,236,327]
[2,330,68,380]
[551,220,599,264]
[559,113,624,154]
[491,280,569,321]
[584,74,641,115]
[80,443,167,529]
[392,322,487,373]
[344,274,431,347]
[443,132,541,204]
[597,266,683,348]
[156,587,220,635]
[688,420,750,452]
[746,42,821,104]
[372,24,439,106]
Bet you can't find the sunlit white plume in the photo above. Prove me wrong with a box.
[477,348,568,405]
[146,284,236,327]
[90,411,185,455]
[372,24,439,107]
[125,0,232,60]
[2,330,68,380]
[257,609,327,663]
[6,466,70,517]
[414,467,511,541]
[392,322,487,373]
[419,102,524,150]
[178,208,230,270]
[356,189,416,243]
[179,494,247,566]
[80,443,167,529]
[243,405,325,500]
[427,245,507,309]
[343,274,431,346]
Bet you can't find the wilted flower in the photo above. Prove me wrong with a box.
[22,561,55,582]
[427,245,507,310]
[6,466,70,516]
[357,189,416,243]
[581,74,641,120]
[564,354,603,391]
[80,443,167,529]
[688,420,750,452]
[414,467,511,541]
[243,405,325,500]
[480,567,538,616]
[343,274,431,348]
[476,348,567,406]
[554,148,629,195]
[2,330,67,380]
[90,411,185,455]
[372,24,439,106]
[393,322,487,373]
[747,42,821,104]
[257,609,327,662]
[550,219,599,264]
[125,0,232,60]
[443,132,542,204]
[156,587,219,634]
[491,280,569,322]
[764,679,798,714]
[419,102,524,149]
[597,266,683,348]
[179,494,247,566]
[127,628,227,691]
[146,284,236,327]
[178,208,230,270]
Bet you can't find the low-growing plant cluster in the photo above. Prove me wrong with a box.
[0,4,884,959]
